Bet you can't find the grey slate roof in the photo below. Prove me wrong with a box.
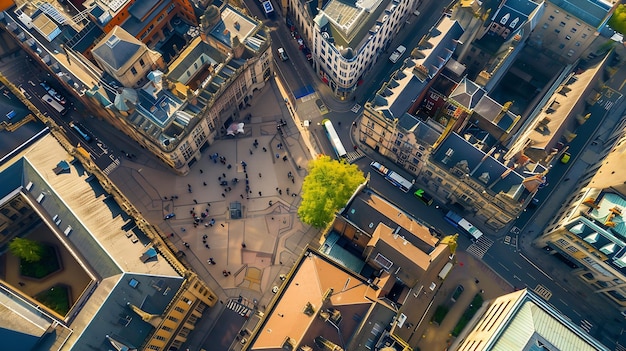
[92,28,142,71]
[71,273,184,350]
[432,133,525,198]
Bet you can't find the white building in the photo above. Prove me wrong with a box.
[287,0,418,98]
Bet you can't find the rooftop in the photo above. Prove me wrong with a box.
[92,26,143,71]
[550,0,618,29]
[341,189,439,253]
[457,289,610,351]
[123,0,171,36]
[370,17,464,120]
[0,134,182,349]
[250,249,391,350]
[210,6,257,48]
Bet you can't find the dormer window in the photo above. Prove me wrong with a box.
[509,17,519,28]
[500,13,510,25]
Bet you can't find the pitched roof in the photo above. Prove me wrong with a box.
[92,26,143,71]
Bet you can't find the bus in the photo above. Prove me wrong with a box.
[444,211,483,240]
[42,94,67,115]
[370,161,413,193]
[322,119,347,158]
[262,0,275,18]
[385,171,413,193]
[69,121,92,143]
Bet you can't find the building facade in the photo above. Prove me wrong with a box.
[285,0,418,98]
[527,0,619,64]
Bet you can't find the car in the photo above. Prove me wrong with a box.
[560,152,571,164]
[413,10,420,16]
[451,285,464,302]
[164,213,175,220]
[277,47,288,61]
[529,197,540,208]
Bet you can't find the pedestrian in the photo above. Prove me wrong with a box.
[278,189,282,195]
[283,155,288,162]
[250,149,253,155]
[181,227,186,232]
[276,153,280,159]
[259,172,262,178]
[222,173,226,178]
[286,188,290,195]
[338,121,341,126]
[227,164,232,169]
[259,191,262,196]
[203,182,207,186]
[221,193,225,198]
[193,199,198,204]
[200,169,203,174]
[219,176,222,181]
[292,178,295,183]
[242,243,246,248]
[354,145,358,151]
[187,184,191,188]
[240,194,244,199]
[228,187,231,191]
[269,200,273,206]
[263,147,267,152]
[205,244,210,249]
[184,242,190,248]
[220,223,224,227]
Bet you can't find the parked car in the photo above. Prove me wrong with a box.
[560,152,571,164]
[277,47,288,61]
[164,213,175,220]
[451,285,464,302]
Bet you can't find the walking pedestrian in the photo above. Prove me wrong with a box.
[259,191,262,196]
[203,182,207,186]
[276,153,280,159]
[200,169,203,174]
[240,194,244,199]
[263,147,267,152]
[193,199,198,204]
[292,178,295,183]
[259,172,262,178]
[221,193,225,198]
[250,149,253,155]
[222,173,226,178]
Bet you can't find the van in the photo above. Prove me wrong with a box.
[277,47,288,61]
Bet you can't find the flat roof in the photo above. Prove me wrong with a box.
[210,6,257,48]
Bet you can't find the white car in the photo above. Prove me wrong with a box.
[277,47,288,61]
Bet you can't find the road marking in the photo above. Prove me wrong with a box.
[467,236,494,259]
[620,79,626,91]
[498,262,510,271]
[513,262,522,269]
[559,298,568,306]
[555,282,569,292]
[526,272,536,280]
[572,309,581,317]
[533,284,553,300]
[519,253,553,280]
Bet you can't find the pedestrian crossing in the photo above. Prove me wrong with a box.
[533,284,553,301]
[467,236,494,259]
[346,150,365,163]
[102,158,120,175]
[226,299,251,317]
[580,319,593,333]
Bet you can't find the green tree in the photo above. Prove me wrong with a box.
[298,155,365,228]
[609,4,626,35]
[9,237,44,263]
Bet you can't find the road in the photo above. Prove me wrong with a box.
[0,52,119,170]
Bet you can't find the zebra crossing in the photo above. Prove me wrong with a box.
[580,319,593,333]
[346,150,365,163]
[467,236,494,259]
[102,158,120,175]
[533,284,553,301]
[226,299,252,317]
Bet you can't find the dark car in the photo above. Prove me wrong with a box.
[451,285,464,302]
[164,213,175,220]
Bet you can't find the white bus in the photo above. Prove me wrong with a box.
[385,171,413,193]
[444,211,483,240]
[323,119,347,158]
[42,94,67,115]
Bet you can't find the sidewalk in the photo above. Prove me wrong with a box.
[415,251,513,350]
[107,78,321,350]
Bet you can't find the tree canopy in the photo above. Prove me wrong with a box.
[9,237,44,263]
[609,4,626,35]
[298,155,365,228]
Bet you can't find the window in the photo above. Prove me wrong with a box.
[174,306,185,313]
[570,28,577,33]
[542,23,548,29]
[130,67,137,75]
[554,29,560,34]
[139,58,145,67]
[559,21,566,27]
[581,33,587,39]
[565,35,571,40]
[575,41,581,47]
[548,15,554,21]
[148,346,161,351]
